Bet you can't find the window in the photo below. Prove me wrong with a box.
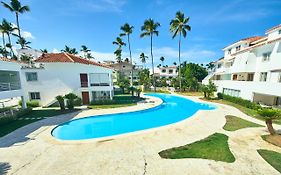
[92,91,110,101]
[260,72,267,82]
[262,52,271,62]
[223,88,240,97]
[89,73,110,86]
[236,45,241,52]
[26,72,38,81]
[247,73,254,81]
[217,64,222,68]
[29,92,40,100]
[279,30,281,35]
[168,69,173,74]
[161,69,166,73]
[278,72,281,83]
[228,49,231,55]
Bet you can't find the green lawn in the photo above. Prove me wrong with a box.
[0,109,78,137]
[223,115,263,131]
[88,103,136,109]
[257,149,281,173]
[177,91,203,96]
[159,133,235,163]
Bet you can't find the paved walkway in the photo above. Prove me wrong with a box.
[0,94,281,175]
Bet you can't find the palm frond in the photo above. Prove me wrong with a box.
[1,2,14,12]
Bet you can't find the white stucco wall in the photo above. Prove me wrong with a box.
[22,62,113,106]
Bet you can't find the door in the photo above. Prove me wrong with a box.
[80,74,88,87]
[82,92,90,105]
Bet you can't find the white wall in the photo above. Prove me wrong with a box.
[22,62,113,106]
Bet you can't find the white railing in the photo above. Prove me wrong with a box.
[0,82,21,91]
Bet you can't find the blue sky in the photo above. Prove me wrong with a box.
[1,0,281,66]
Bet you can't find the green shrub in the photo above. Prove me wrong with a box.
[16,108,32,118]
[0,107,12,113]
[222,94,261,110]
[0,115,15,126]
[19,100,40,108]
[74,97,82,106]
[217,92,223,99]
[55,95,65,110]
[65,93,78,110]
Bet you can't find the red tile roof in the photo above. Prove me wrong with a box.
[35,53,111,69]
[267,24,281,33]
[223,36,264,49]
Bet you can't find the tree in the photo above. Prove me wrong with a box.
[0,46,8,57]
[160,56,165,66]
[16,37,31,49]
[1,19,17,57]
[80,45,91,59]
[206,62,215,71]
[117,77,130,94]
[138,69,151,90]
[124,58,129,62]
[120,23,134,86]
[64,93,78,110]
[20,54,33,63]
[200,80,217,99]
[1,0,30,38]
[61,45,78,54]
[139,52,148,68]
[40,49,48,53]
[170,11,191,92]
[183,62,208,82]
[258,108,281,135]
[55,95,65,110]
[140,18,160,92]
[112,37,126,49]
[173,62,177,66]
[0,20,7,55]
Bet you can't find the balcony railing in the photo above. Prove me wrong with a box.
[81,81,88,88]
[0,82,21,91]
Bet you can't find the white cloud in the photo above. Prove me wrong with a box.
[22,31,35,39]
[52,48,59,53]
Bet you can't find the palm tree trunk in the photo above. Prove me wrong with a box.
[2,33,5,49]
[128,34,133,87]
[266,119,276,135]
[16,13,21,38]
[7,33,15,58]
[178,32,182,92]
[150,34,156,92]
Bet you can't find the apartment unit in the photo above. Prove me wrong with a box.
[203,24,281,107]
[156,66,178,79]
[0,58,27,108]
[22,53,114,106]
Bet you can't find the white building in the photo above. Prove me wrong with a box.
[156,66,178,79]
[0,58,27,108]
[21,53,114,106]
[203,24,281,107]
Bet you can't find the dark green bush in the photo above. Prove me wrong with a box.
[16,108,32,118]
[0,115,15,126]
[222,94,261,110]
[74,97,82,106]
[90,96,144,105]
[217,92,223,99]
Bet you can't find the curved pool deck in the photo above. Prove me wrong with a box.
[52,93,216,141]
[1,93,281,175]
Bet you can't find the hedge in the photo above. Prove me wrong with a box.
[222,94,261,110]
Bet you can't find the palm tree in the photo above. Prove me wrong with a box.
[80,45,90,59]
[86,52,94,60]
[124,58,129,62]
[170,11,191,92]
[140,18,160,92]
[120,23,134,86]
[160,56,165,66]
[1,19,17,57]
[16,37,31,49]
[0,46,9,57]
[173,62,177,66]
[1,0,30,38]
[139,52,148,68]
[112,37,126,49]
[40,49,48,53]
[61,45,78,54]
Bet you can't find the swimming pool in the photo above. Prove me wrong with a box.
[52,93,216,140]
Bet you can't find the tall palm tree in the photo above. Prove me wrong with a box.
[113,37,126,80]
[140,18,160,92]
[1,0,30,38]
[1,19,17,57]
[61,45,78,54]
[139,52,148,68]
[170,11,191,92]
[120,23,134,86]
[16,37,31,49]
[0,20,7,57]
[40,49,48,53]
[80,45,90,59]
[160,56,165,66]
[112,37,126,49]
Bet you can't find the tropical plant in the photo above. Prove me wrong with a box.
[19,54,33,63]
[170,11,191,92]
[61,45,78,54]
[120,23,134,86]
[173,62,177,66]
[113,37,126,49]
[1,19,17,57]
[86,52,94,59]
[80,45,91,59]
[117,77,130,94]
[136,88,142,97]
[40,49,48,53]
[258,108,281,135]
[206,62,215,71]
[138,68,151,90]
[160,56,165,65]
[128,86,136,97]
[124,57,129,62]
[200,80,217,99]
[139,52,148,68]
[0,46,8,57]
[16,37,31,49]
[55,95,65,110]
[0,21,7,54]
[1,0,30,38]
[140,18,160,92]
[64,93,78,110]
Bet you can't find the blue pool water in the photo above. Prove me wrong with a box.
[52,93,216,140]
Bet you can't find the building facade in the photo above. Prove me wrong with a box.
[203,24,281,107]
[21,53,114,106]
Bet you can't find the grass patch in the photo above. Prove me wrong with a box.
[0,109,78,137]
[223,115,263,131]
[88,103,136,109]
[177,91,203,96]
[201,98,281,125]
[261,135,281,148]
[258,149,281,173]
[159,133,235,163]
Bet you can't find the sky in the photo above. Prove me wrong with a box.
[1,0,281,67]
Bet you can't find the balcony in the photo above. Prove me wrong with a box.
[0,82,21,91]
